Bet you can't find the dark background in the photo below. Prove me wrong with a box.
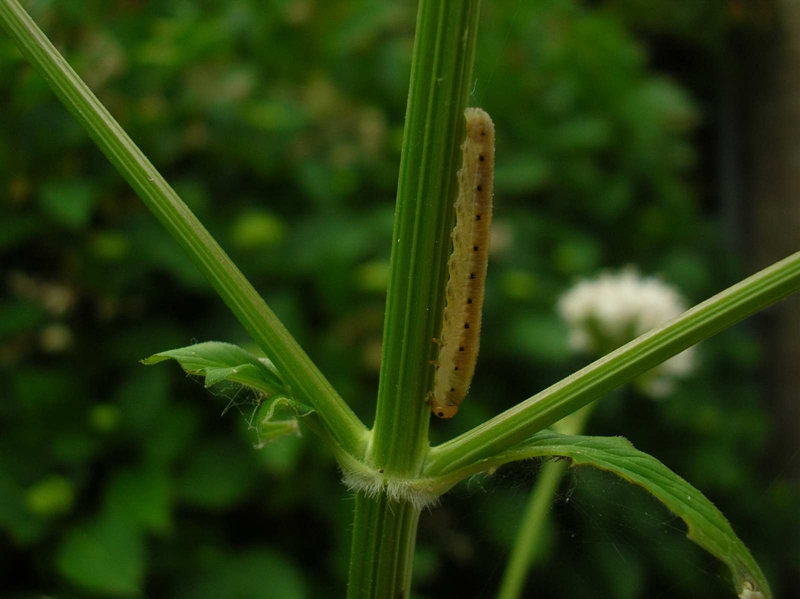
[1,0,798,597]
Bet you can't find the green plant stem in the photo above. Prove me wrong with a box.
[369,0,482,475]
[348,1,482,597]
[496,404,594,599]
[0,0,367,456]
[347,493,421,599]
[425,250,800,477]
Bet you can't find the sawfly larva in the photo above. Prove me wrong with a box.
[430,107,495,419]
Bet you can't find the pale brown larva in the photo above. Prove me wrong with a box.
[430,107,495,419]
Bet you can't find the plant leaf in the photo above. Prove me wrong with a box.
[255,395,318,445]
[142,341,284,395]
[144,342,338,448]
[56,515,144,597]
[440,431,770,599]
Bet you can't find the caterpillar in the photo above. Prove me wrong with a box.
[430,107,495,419]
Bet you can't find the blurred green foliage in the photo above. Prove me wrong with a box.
[1,0,797,597]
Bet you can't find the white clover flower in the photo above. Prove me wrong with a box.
[558,267,696,399]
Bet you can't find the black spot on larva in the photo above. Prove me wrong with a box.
[477,186,482,191]
[479,155,485,162]
[474,246,479,251]
[438,411,444,417]
[450,388,454,392]
[470,273,476,279]
[480,130,485,136]
[467,298,472,304]
[476,215,481,221]
[464,323,470,329]
[459,347,464,351]
[454,367,459,371]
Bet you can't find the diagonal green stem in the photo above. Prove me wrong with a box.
[425,250,800,477]
[0,0,367,456]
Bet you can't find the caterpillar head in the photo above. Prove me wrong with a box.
[464,107,494,144]
[433,404,459,419]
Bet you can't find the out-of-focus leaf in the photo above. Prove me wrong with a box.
[106,322,188,366]
[0,214,46,249]
[178,439,256,509]
[104,466,172,534]
[240,99,307,132]
[354,259,390,293]
[0,467,47,544]
[552,235,602,275]
[141,405,200,466]
[0,300,47,338]
[51,431,99,465]
[410,545,440,586]
[127,224,207,289]
[143,341,284,395]
[115,367,170,432]
[89,231,131,262]
[506,313,571,365]
[38,179,99,229]
[184,548,307,599]
[550,116,612,150]
[13,367,86,411]
[254,434,305,475]
[56,516,145,597]
[494,154,551,194]
[479,488,539,549]
[229,209,286,250]
[500,270,540,301]
[25,475,75,517]
[88,403,121,433]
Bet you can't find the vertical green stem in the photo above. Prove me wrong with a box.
[348,1,482,597]
[369,0,482,475]
[347,493,421,599]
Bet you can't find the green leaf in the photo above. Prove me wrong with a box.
[144,343,332,449]
[494,153,551,194]
[451,431,770,599]
[0,300,47,339]
[56,516,145,597]
[0,214,46,250]
[229,209,286,250]
[142,341,285,395]
[507,313,572,365]
[104,466,172,534]
[38,179,99,229]
[184,549,308,599]
[254,395,318,445]
[0,467,47,545]
[178,440,256,510]
[25,475,75,518]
